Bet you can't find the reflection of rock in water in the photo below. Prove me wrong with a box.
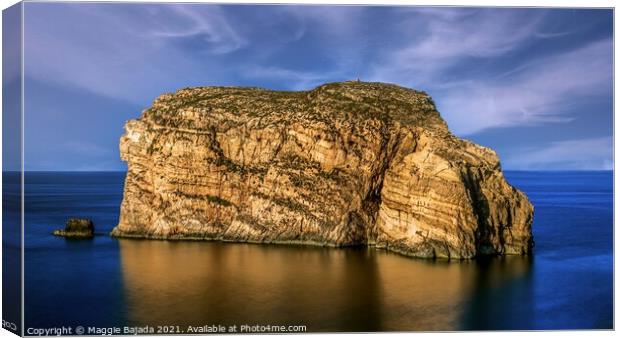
[118,240,531,331]
[458,256,534,330]
[373,252,477,330]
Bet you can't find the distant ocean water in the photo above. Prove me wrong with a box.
[12,171,612,331]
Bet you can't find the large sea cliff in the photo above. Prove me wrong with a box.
[112,81,533,259]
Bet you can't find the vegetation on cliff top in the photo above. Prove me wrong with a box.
[142,81,447,132]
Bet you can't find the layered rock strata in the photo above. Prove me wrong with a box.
[111,81,533,259]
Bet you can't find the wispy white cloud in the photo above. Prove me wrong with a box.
[237,6,369,90]
[245,5,367,83]
[24,4,363,102]
[24,3,245,102]
[140,4,247,54]
[366,9,612,136]
[368,8,545,83]
[503,136,613,170]
[436,38,612,135]
[278,5,366,39]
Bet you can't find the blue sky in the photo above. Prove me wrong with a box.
[21,3,613,171]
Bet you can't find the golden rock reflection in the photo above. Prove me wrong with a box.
[118,240,532,331]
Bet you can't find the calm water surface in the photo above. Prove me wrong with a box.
[22,171,613,331]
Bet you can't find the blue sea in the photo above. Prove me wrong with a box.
[10,171,614,331]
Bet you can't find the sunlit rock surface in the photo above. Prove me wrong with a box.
[111,81,533,259]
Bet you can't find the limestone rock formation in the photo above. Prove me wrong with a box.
[54,218,95,238]
[111,81,533,259]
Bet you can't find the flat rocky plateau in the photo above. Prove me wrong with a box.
[111,81,533,259]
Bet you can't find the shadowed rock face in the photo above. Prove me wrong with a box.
[111,81,533,259]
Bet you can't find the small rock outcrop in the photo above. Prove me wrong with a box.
[53,218,94,238]
[111,81,534,259]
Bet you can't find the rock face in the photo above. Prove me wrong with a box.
[111,81,533,259]
[54,218,95,238]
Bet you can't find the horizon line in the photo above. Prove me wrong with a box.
[2,169,615,173]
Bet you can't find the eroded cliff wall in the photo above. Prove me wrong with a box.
[111,81,533,259]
